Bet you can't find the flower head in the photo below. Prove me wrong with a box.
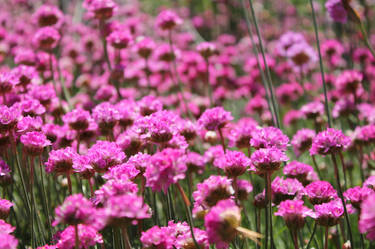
[250,127,289,151]
[0,199,13,219]
[359,194,375,240]
[213,150,252,177]
[326,0,348,24]
[314,200,344,227]
[20,131,51,156]
[156,10,182,30]
[56,225,103,249]
[305,181,337,205]
[198,107,233,131]
[291,129,316,156]
[204,199,241,249]
[275,200,314,230]
[45,147,78,174]
[145,148,186,192]
[251,147,289,173]
[310,128,351,155]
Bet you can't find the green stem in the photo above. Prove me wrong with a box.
[359,22,375,60]
[247,0,280,129]
[75,224,80,249]
[331,153,355,249]
[240,0,277,127]
[309,0,332,128]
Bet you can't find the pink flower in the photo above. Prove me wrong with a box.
[144,148,186,192]
[344,186,374,210]
[186,151,206,174]
[237,179,253,201]
[86,141,126,173]
[250,126,289,151]
[228,118,257,148]
[0,159,11,186]
[33,4,64,28]
[53,194,97,227]
[314,200,344,227]
[0,199,13,219]
[63,108,91,131]
[336,70,362,95]
[94,179,138,205]
[204,199,241,249]
[197,42,218,58]
[20,131,51,156]
[364,176,375,190]
[45,147,78,174]
[193,175,234,208]
[291,129,316,156]
[104,193,151,226]
[0,219,15,234]
[33,27,60,51]
[310,128,351,155]
[275,200,314,230]
[305,181,337,205]
[141,226,174,249]
[283,161,319,185]
[135,37,156,58]
[0,105,20,133]
[251,147,289,173]
[213,150,252,177]
[107,29,132,49]
[86,0,118,20]
[156,10,182,30]
[56,224,103,249]
[271,177,305,204]
[0,233,18,249]
[325,0,348,24]
[359,193,375,240]
[197,107,233,131]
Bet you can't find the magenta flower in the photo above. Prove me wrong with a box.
[86,141,126,173]
[364,176,375,190]
[310,128,351,155]
[283,161,319,185]
[45,147,78,174]
[301,101,324,119]
[197,107,233,131]
[275,200,314,230]
[251,147,289,173]
[237,179,253,201]
[33,27,60,51]
[325,0,348,24]
[314,200,344,227]
[193,175,234,208]
[186,151,206,174]
[305,181,337,205]
[344,186,374,210]
[204,199,241,249]
[20,131,51,156]
[104,193,151,226]
[0,105,20,132]
[335,70,362,95]
[271,177,305,204]
[156,9,182,30]
[33,4,64,28]
[0,199,13,219]
[197,42,218,58]
[359,193,375,240]
[72,155,95,179]
[140,226,174,249]
[56,224,103,249]
[107,29,132,49]
[228,118,257,148]
[0,219,15,234]
[0,72,18,94]
[94,179,138,205]
[144,148,186,192]
[137,95,163,116]
[0,233,18,249]
[250,126,289,151]
[86,0,118,20]
[53,194,97,227]
[103,162,140,181]
[213,150,252,177]
[291,129,316,156]
[63,108,91,131]
[135,37,156,59]
[0,159,11,186]
[92,102,120,136]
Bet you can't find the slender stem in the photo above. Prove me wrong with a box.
[67,172,73,195]
[312,155,323,180]
[306,221,318,249]
[167,30,194,120]
[240,0,277,128]
[99,21,112,71]
[359,22,375,59]
[218,127,226,153]
[177,182,201,249]
[292,230,299,249]
[205,57,214,107]
[324,227,329,249]
[39,157,53,239]
[233,176,239,204]
[266,172,275,249]
[309,0,332,128]
[30,157,35,248]
[247,0,280,129]
[331,153,355,249]
[338,152,348,189]
[121,226,132,249]
[75,224,79,249]
[88,178,94,197]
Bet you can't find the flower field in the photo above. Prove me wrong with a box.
[1,0,375,248]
